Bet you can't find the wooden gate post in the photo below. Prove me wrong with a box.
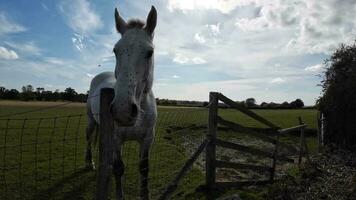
[96,88,115,200]
[206,92,219,190]
[298,117,310,167]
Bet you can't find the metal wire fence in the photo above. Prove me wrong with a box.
[0,108,208,200]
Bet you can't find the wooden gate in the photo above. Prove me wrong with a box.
[206,92,309,190]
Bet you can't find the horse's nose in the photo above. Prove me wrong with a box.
[130,103,138,118]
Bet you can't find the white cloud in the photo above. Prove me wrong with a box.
[71,33,85,51]
[304,64,324,73]
[0,12,26,35]
[236,17,268,32]
[4,41,41,55]
[208,23,221,36]
[86,73,94,78]
[173,53,189,64]
[196,23,221,44]
[0,46,18,60]
[41,3,49,11]
[192,57,207,64]
[167,0,253,14]
[58,0,102,34]
[286,1,356,54]
[269,77,286,84]
[44,57,66,65]
[231,0,356,54]
[172,75,180,79]
[235,1,299,31]
[194,33,206,44]
[172,54,207,65]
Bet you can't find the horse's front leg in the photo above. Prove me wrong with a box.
[139,132,153,200]
[113,140,125,200]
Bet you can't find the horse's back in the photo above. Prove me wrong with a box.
[87,71,116,123]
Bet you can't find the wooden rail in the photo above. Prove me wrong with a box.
[217,116,298,153]
[158,139,208,200]
[217,93,280,129]
[216,160,272,172]
[215,179,271,189]
[215,139,294,163]
[279,124,308,134]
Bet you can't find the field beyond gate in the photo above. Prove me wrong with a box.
[0,100,318,199]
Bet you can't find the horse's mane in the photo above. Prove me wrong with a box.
[127,19,145,29]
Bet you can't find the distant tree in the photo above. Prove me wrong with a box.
[245,98,256,107]
[295,99,304,108]
[318,42,356,149]
[4,89,20,99]
[36,87,44,93]
[281,101,290,108]
[75,93,88,102]
[52,89,61,101]
[21,85,35,101]
[62,87,77,101]
[42,90,53,101]
[35,87,45,100]
[266,102,278,108]
[0,86,5,98]
[260,102,268,107]
[202,101,209,107]
[290,99,304,108]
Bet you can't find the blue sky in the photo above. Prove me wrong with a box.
[0,0,355,105]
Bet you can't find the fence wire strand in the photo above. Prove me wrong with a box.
[0,102,209,200]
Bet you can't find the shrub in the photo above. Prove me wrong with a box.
[318,42,356,149]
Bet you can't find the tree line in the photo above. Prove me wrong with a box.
[238,97,305,109]
[0,85,88,102]
[155,97,306,109]
[0,85,306,109]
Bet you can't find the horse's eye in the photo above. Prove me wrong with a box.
[146,50,153,58]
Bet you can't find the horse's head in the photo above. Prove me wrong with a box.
[110,6,157,126]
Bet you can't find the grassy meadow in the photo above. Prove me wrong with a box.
[0,101,318,200]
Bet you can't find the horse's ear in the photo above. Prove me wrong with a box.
[115,8,127,35]
[144,6,157,35]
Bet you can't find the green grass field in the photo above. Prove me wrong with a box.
[0,101,318,200]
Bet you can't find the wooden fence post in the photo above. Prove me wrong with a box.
[320,113,325,148]
[206,92,218,190]
[96,88,115,200]
[269,134,279,181]
[298,117,310,167]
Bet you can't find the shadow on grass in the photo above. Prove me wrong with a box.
[33,167,96,200]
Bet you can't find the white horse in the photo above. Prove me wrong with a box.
[85,6,157,200]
